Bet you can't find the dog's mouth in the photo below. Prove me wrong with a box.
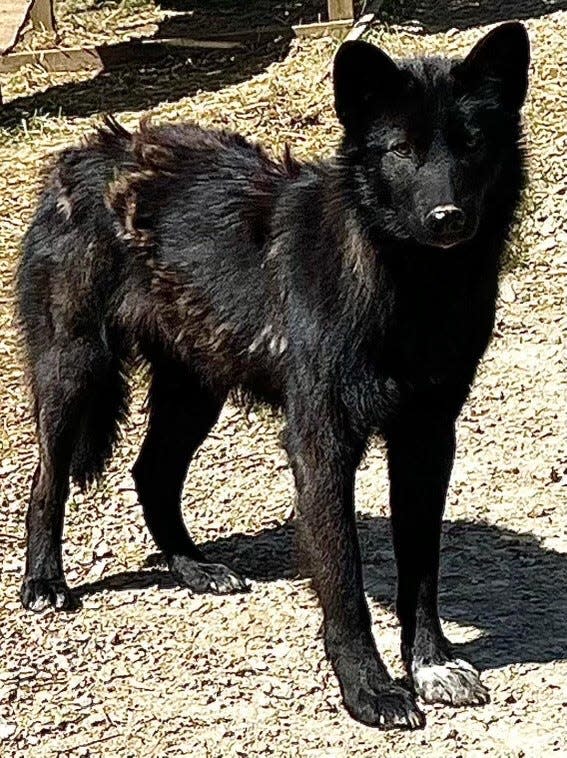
[426,234,471,249]
[417,222,479,250]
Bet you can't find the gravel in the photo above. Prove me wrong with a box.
[0,7,565,756]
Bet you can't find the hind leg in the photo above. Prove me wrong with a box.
[20,343,97,612]
[133,359,249,595]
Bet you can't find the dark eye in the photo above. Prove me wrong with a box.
[390,140,412,158]
[464,129,483,151]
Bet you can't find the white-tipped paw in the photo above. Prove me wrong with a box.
[412,658,489,706]
[21,577,80,613]
[168,556,251,595]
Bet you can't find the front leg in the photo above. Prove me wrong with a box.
[285,394,424,730]
[386,412,489,707]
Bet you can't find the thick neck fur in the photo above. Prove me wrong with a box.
[293,149,524,397]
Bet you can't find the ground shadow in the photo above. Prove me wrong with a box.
[380,0,567,31]
[0,0,347,130]
[0,34,292,130]
[76,515,567,672]
[156,0,327,30]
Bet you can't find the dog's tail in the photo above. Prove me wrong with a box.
[69,345,131,490]
[17,115,135,490]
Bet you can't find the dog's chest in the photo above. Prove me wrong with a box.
[384,310,467,384]
[376,266,491,386]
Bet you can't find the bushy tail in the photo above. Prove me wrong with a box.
[69,346,131,490]
[17,114,137,490]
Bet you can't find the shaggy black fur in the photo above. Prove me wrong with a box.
[17,23,529,730]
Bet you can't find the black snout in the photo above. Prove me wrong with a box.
[424,205,466,246]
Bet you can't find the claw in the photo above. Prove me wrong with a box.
[346,682,425,730]
[21,577,80,613]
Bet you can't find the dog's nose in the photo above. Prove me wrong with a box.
[425,205,466,240]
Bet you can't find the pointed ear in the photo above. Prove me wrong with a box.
[333,40,402,128]
[455,22,530,110]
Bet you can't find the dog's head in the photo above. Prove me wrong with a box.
[334,23,530,249]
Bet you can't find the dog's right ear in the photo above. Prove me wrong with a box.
[333,41,401,129]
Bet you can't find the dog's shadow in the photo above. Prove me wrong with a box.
[75,515,567,672]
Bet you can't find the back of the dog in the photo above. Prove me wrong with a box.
[17,119,295,610]
[18,119,294,488]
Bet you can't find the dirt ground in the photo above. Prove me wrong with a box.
[0,3,566,756]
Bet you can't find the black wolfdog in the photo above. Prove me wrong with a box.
[17,23,529,729]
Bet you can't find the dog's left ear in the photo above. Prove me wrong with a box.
[455,22,530,110]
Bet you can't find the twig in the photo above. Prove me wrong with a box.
[318,0,384,83]
[52,732,118,755]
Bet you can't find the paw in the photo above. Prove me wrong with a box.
[344,681,425,730]
[20,577,80,613]
[412,657,489,706]
[168,555,251,595]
